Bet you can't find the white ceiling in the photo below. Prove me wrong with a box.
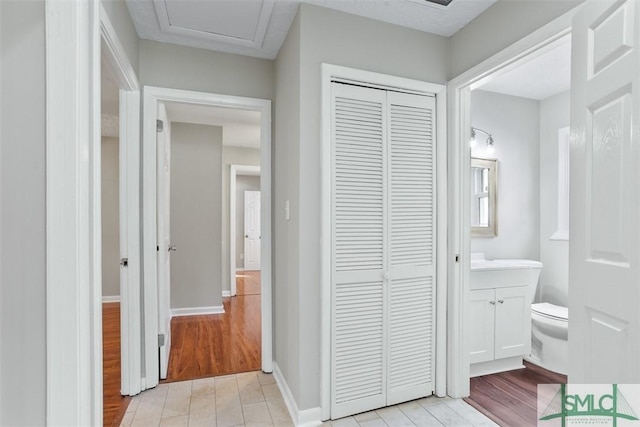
[126,0,497,60]
[164,102,262,149]
[476,36,572,100]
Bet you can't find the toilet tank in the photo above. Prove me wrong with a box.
[470,255,543,302]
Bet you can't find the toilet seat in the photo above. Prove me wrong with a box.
[532,302,568,321]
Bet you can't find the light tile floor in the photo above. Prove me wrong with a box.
[121,371,497,427]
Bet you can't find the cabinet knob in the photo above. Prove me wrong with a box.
[489,300,496,305]
[498,299,504,304]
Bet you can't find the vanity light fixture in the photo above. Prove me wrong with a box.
[470,127,495,153]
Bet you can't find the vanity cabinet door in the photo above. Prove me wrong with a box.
[494,286,531,360]
[469,289,495,364]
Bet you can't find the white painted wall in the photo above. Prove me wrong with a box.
[102,137,120,297]
[538,91,569,306]
[0,1,46,424]
[470,90,540,260]
[221,146,261,292]
[170,123,223,309]
[236,176,261,268]
[448,0,583,78]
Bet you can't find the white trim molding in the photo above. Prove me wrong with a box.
[143,86,273,389]
[320,64,448,420]
[222,290,232,298]
[446,6,579,398]
[171,306,225,317]
[229,164,261,297]
[273,363,322,427]
[102,296,121,304]
[99,4,142,398]
[45,1,102,424]
[550,126,570,241]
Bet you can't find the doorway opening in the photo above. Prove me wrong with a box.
[446,8,576,399]
[142,87,273,389]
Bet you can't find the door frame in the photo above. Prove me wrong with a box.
[229,164,261,296]
[45,2,141,424]
[319,64,448,420]
[445,8,578,397]
[100,5,142,397]
[142,86,273,388]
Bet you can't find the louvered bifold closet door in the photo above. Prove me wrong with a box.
[386,91,436,405]
[331,83,388,419]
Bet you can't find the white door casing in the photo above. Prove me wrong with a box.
[143,87,273,388]
[330,82,437,418]
[100,4,143,397]
[569,0,640,383]
[156,102,172,380]
[243,190,261,271]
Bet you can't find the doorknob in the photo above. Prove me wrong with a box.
[169,245,177,252]
[245,235,249,238]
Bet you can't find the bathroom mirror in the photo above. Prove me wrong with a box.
[471,157,497,237]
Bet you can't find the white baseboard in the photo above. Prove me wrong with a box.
[170,305,225,317]
[222,290,232,297]
[273,363,322,427]
[102,295,120,303]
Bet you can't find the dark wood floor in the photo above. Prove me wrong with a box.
[165,271,262,382]
[102,302,130,427]
[464,361,567,427]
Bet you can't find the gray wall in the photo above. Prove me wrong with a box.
[170,123,223,309]
[102,137,120,297]
[221,146,261,293]
[470,90,540,260]
[139,40,275,101]
[236,176,261,268]
[0,1,46,425]
[448,0,583,78]
[539,91,570,306]
[274,3,450,410]
[102,0,139,74]
[274,7,301,406]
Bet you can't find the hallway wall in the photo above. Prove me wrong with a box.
[0,1,46,424]
[170,123,223,310]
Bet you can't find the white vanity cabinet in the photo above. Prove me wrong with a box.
[469,285,531,376]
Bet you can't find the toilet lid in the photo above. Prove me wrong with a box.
[532,302,568,320]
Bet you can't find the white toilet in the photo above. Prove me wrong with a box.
[530,302,568,375]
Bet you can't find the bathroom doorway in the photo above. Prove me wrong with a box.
[446,11,576,399]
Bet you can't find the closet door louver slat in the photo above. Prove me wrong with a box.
[331,84,387,419]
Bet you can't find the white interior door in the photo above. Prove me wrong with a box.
[569,0,640,383]
[243,190,261,271]
[386,91,436,405]
[157,102,172,379]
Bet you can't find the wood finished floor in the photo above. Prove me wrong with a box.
[165,270,262,382]
[103,302,131,427]
[464,361,567,427]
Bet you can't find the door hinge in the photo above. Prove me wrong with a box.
[158,333,165,347]
[156,119,164,133]
[120,257,129,267]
